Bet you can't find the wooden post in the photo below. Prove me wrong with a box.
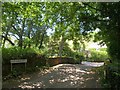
[25,62,26,71]
[11,63,12,71]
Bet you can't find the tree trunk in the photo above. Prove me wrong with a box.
[38,31,45,49]
[59,36,65,57]
[19,18,25,48]
[28,20,32,48]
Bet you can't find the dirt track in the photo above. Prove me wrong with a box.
[2,62,104,88]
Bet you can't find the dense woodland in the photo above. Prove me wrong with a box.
[1,2,120,88]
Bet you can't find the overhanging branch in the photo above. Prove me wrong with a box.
[82,3,102,12]
[2,35,15,46]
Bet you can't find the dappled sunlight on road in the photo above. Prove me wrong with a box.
[82,61,104,67]
[3,62,103,88]
[21,77,30,81]
[18,81,45,88]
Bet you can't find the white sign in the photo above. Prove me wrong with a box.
[10,59,27,63]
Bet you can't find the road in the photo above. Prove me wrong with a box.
[2,61,104,88]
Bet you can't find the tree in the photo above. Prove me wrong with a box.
[2,2,48,49]
[94,2,120,62]
[3,2,119,63]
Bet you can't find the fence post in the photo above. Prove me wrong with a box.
[11,63,12,71]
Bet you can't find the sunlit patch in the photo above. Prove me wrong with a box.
[57,78,68,82]
[80,81,84,84]
[75,77,80,80]
[96,79,100,82]
[34,83,40,86]
[70,81,77,86]
[52,64,64,70]
[23,82,28,84]
[18,85,35,89]
[39,69,52,75]
[86,77,93,81]
[49,79,55,84]
[82,61,104,67]
[74,81,77,84]
[21,77,30,81]
[70,75,74,78]
[89,71,95,74]
[80,77,84,80]
[25,86,35,88]
[57,66,77,74]
[96,80,98,82]
[70,81,74,85]
[50,76,53,78]
[76,69,86,73]
[18,81,45,88]
[75,69,81,72]
[75,69,94,74]
[33,82,43,87]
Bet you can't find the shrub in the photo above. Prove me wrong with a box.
[2,47,36,64]
[2,47,47,80]
[74,53,85,64]
[104,63,120,88]
[88,48,109,62]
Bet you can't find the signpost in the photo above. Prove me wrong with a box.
[10,59,27,71]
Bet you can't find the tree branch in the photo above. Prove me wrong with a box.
[2,35,15,46]
[82,3,102,12]
[12,25,20,36]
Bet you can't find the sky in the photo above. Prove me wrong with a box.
[46,28,55,36]
[87,42,107,49]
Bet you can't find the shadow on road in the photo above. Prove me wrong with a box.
[3,62,104,88]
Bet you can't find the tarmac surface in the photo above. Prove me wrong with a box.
[2,61,104,88]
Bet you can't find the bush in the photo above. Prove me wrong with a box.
[2,47,37,64]
[88,48,109,62]
[2,47,47,80]
[104,63,120,88]
[74,53,85,64]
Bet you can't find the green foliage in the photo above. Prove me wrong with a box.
[11,68,21,78]
[104,63,120,88]
[2,47,36,64]
[92,2,120,88]
[94,2,120,63]
[74,53,84,64]
[2,47,47,80]
[2,2,120,86]
[88,48,109,62]
[94,66,110,88]
[2,47,47,66]
[2,2,98,52]
[62,43,75,57]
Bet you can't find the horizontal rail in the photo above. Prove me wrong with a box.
[10,59,27,63]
